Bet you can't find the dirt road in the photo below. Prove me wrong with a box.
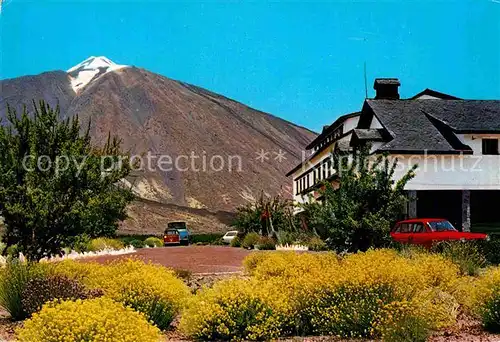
[89,245,254,274]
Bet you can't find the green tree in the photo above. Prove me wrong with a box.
[232,192,299,236]
[0,101,134,261]
[303,146,417,252]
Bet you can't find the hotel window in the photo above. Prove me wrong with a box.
[482,139,499,155]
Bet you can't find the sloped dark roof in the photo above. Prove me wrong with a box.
[305,111,360,150]
[364,100,500,154]
[410,88,461,100]
[420,100,500,132]
[353,128,385,141]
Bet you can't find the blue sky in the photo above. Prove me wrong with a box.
[1,1,499,132]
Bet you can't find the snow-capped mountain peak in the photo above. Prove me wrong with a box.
[67,56,128,92]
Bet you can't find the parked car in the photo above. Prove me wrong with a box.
[390,218,488,247]
[222,230,240,244]
[167,222,190,245]
[163,228,181,246]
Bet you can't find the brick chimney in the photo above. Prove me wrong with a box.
[374,78,400,99]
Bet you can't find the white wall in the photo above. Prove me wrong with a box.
[291,115,359,205]
[344,116,360,132]
[387,154,500,190]
[414,94,441,100]
[456,134,500,154]
[369,116,383,129]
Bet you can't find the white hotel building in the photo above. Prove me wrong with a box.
[287,79,500,231]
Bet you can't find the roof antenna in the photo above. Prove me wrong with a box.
[0,0,11,14]
[363,61,368,99]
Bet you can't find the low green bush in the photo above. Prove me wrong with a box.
[144,237,163,248]
[242,232,260,249]
[67,234,91,253]
[307,236,328,251]
[21,275,102,316]
[387,317,429,342]
[173,268,193,281]
[211,238,225,245]
[118,234,150,245]
[5,244,19,258]
[372,300,432,342]
[128,239,146,249]
[481,288,500,332]
[480,236,500,265]
[87,238,124,252]
[190,233,224,245]
[432,241,486,276]
[276,231,296,246]
[276,231,314,246]
[230,236,242,247]
[0,260,51,320]
[256,236,276,250]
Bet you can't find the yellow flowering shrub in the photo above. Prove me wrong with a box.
[184,249,461,340]
[179,278,293,341]
[452,265,500,332]
[301,282,400,337]
[54,258,191,329]
[372,300,430,342]
[244,251,340,281]
[457,266,500,315]
[16,297,161,342]
[87,237,124,251]
[53,259,105,285]
[340,249,460,295]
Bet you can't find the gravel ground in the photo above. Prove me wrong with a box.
[88,245,254,274]
[428,313,500,341]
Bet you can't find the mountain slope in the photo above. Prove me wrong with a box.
[0,57,317,233]
[0,71,75,116]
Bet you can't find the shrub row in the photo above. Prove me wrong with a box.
[118,233,226,246]
[9,243,500,341]
[71,236,164,251]
[86,237,125,252]
[17,297,161,342]
[181,249,461,341]
[231,231,329,251]
[52,259,191,330]
[0,258,191,341]
[458,265,500,332]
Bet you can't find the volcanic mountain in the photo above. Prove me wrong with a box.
[0,56,317,233]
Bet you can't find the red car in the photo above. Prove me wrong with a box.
[391,218,488,247]
[163,229,181,246]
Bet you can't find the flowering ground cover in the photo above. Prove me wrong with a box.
[1,248,500,341]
